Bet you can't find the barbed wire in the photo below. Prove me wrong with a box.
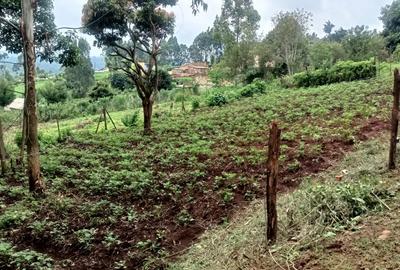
[3,112,22,132]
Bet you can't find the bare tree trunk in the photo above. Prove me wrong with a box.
[0,117,8,175]
[22,0,45,193]
[19,13,28,166]
[142,99,153,134]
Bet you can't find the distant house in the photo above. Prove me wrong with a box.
[170,62,209,80]
[5,98,24,111]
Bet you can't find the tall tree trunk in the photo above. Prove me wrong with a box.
[22,0,44,193]
[0,117,8,175]
[142,99,153,134]
[19,14,28,166]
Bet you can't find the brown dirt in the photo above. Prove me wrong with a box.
[8,118,391,270]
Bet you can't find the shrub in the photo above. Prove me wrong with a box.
[152,70,173,91]
[240,80,267,97]
[121,111,139,128]
[89,82,114,101]
[15,132,44,147]
[209,65,230,87]
[191,99,200,111]
[0,78,15,107]
[109,72,132,91]
[293,60,377,88]
[207,93,228,107]
[244,68,264,84]
[39,80,68,104]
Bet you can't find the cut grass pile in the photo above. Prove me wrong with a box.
[170,136,399,270]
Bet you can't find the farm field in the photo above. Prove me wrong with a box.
[0,69,394,269]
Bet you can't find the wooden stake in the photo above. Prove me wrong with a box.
[106,110,117,130]
[95,114,101,134]
[103,106,107,131]
[266,122,281,245]
[389,68,400,170]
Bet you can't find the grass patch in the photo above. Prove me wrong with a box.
[170,137,397,269]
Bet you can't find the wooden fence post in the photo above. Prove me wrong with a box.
[389,68,400,170]
[266,122,281,245]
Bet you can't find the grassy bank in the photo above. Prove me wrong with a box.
[170,136,399,269]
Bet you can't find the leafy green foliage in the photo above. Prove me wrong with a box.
[189,29,223,64]
[381,0,400,52]
[209,65,230,86]
[75,228,97,250]
[0,78,15,107]
[121,112,139,128]
[0,1,80,66]
[207,93,228,107]
[152,69,173,91]
[240,80,267,97]
[266,9,312,75]
[39,80,68,104]
[89,82,114,101]
[63,38,95,98]
[191,99,200,111]
[293,60,377,87]
[244,68,265,84]
[109,72,132,91]
[309,41,346,69]
[0,242,53,270]
[159,36,190,67]
[213,0,260,76]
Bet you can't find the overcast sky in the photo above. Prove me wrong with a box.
[54,0,394,56]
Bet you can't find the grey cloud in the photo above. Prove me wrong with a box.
[54,0,394,56]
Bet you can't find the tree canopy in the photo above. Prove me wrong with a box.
[381,0,400,52]
[0,0,79,66]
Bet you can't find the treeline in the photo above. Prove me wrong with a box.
[157,0,400,85]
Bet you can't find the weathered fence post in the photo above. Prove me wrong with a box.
[389,68,400,170]
[103,106,108,131]
[266,122,281,245]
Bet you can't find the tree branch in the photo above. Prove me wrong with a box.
[0,17,20,32]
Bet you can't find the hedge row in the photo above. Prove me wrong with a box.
[293,60,377,88]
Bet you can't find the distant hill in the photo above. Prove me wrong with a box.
[0,53,106,74]
[91,56,106,71]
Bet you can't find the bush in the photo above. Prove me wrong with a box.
[89,82,114,101]
[121,111,139,128]
[109,72,132,91]
[207,93,228,107]
[39,80,68,104]
[15,132,44,147]
[0,78,16,107]
[152,70,173,91]
[244,68,264,84]
[293,60,377,88]
[191,99,200,111]
[240,79,267,97]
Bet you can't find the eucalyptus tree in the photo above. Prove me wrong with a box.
[213,0,260,76]
[266,9,312,75]
[0,0,79,193]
